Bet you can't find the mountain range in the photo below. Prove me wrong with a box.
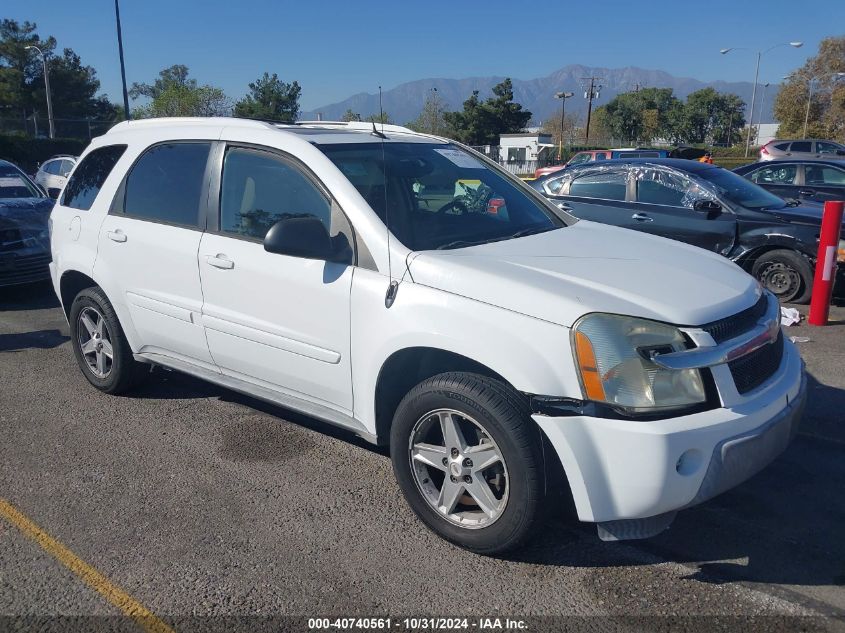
[302,64,776,127]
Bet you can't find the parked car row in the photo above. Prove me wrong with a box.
[0,159,54,287]
[759,138,845,162]
[734,159,845,205]
[530,158,844,303]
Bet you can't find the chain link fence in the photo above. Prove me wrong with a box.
[0,115,117,141]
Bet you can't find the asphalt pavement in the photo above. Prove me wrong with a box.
[1,281,844,633]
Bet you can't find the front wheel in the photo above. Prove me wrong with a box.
[390,372,544,554]
[751,249,814,304]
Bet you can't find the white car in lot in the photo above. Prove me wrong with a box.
[49,118,805,553]
[34,155,77,198]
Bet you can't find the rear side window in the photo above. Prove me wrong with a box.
[773,142,790,151]
[62,145,127,211]
[122,143,211,228]
[789,141,811,153]
[569,169,627,201]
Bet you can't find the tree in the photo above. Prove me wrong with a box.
[366,111,392,124]
[774,36,845,139]
[682,88,745,144]
[539,112,579,147]
[0,19,117,128]
[407,90,451,136]
[341,108,361,122]
[601,87,682,144]
[234,72,300,122]
[444,79,531,145]
[130,65,231,118]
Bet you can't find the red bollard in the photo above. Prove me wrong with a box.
[808,200,845,326]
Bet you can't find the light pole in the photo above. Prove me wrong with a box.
[720,41,802,157]
[757,82,770,145]
[554,91,574,160]
[114,0,131,120]
[24,45,54,139]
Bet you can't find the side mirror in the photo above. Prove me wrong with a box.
[263,215,349,263]
[693,199,722,215]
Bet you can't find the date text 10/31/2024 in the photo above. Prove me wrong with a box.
[307,617,529,630]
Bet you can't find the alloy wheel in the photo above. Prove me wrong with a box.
[408,408,509,529]
[77,306,114,379]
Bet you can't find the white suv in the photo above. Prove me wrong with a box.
[49,118,805,553]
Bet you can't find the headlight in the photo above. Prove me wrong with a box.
[572,313,707,413]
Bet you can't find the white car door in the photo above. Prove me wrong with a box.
[95,141,215,367]
[198,145,354,413]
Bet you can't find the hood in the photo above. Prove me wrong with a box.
[0,197,54,252]
[408,221,760,328]
[764,204,845,238]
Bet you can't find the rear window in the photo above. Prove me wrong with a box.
[63,145,127,210]
[0,165,42,199]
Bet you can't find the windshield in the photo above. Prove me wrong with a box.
[317,142,564,250]
[0,165,44,199]
[695,167,785,210]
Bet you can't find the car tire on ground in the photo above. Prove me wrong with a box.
[390,372,544,555]
[751,249,814,304]
[69,286,147,394]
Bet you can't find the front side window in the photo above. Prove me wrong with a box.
[695,168,785,210]
[816,141,844,155]
[62,145,127,210]
[318,142,564,251]
[806,165,845,186]
[568,152,592,165]
[748,164,797,185]
[122,143,210,227]
[220,148,331,240]
[568,169,627,200]
[636,169,701,207]
[789,141,812,153]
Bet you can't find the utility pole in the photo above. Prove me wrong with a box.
[114,0,131,120]
[554,91,574,160]
[581,77,602,143]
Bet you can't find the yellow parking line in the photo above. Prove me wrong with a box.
[0,497,175,633]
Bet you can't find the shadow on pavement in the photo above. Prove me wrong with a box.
[0,281,60,311]
[0,328,69,352]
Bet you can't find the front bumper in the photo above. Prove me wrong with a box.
[534,337,805,538]
[0,249,51,287]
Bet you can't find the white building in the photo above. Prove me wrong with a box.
[498,132,555,164]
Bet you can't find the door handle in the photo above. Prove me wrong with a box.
[631,213,653,222]
[798,189,815,196]
[206,254,234,270]
[106,230,127,243]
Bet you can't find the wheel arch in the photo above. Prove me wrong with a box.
[373,347,510,446]
[59,270,98,320]
[733,243,815,273]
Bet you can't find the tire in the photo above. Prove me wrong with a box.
[69,286,147,394]
[751,249,814,304]
[390,372,544,554]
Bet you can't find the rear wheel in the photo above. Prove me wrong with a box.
[751,249,813,304]
[69,287,147,394]
[390,372,544,554]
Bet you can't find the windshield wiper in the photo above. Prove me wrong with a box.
[507,226,555,240]
[436,238,499,250]
[436,226,556,250]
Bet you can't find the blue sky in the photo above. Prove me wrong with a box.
[5,0,841,110]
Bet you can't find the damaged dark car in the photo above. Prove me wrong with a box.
[0,159,54,288]
[530,158,844,303]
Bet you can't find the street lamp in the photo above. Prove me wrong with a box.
[720,41,803,157]
[757,82,770,145]
[24,45,55,139]
[554,91,574,160]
